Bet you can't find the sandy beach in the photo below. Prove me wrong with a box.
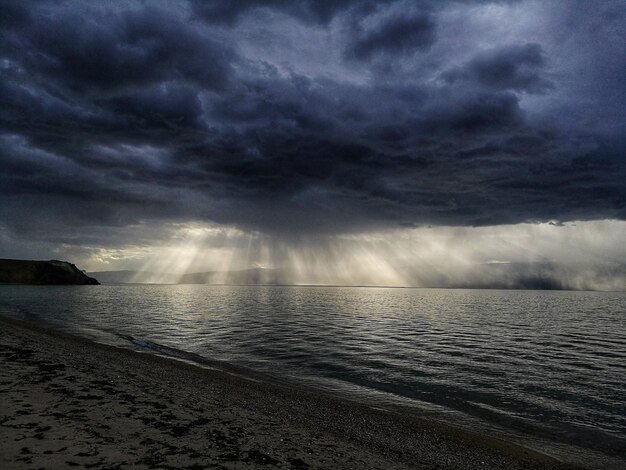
[0,316,579,470]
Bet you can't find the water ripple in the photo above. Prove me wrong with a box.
[0,285,624,467]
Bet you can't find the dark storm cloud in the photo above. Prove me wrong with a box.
[0,0,625,244]
[190,0,388,25]
[345,14,436,61]
[104,83,204,131]
[441,44,554,94]
[0,0,29,28]
[2,3,232,94]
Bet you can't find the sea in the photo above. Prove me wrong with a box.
[1,284,624,468]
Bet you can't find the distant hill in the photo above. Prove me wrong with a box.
[0,259,99,285]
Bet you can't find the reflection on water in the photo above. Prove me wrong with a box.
[1,285,625,468]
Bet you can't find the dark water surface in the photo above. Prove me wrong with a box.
[1,285,624,468]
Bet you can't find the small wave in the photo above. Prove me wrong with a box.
[113,332,262,384]
[116,333,204,362]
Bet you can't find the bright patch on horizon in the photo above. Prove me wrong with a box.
[70,220,626,291]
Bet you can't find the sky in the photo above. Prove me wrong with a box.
[1,0,625,289]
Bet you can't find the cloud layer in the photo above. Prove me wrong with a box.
[1,0,625,247]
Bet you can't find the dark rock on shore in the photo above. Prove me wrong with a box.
[0,259,99,285]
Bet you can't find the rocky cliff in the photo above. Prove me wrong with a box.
[0,259,100,285]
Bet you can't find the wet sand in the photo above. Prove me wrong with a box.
[0,316,579,469]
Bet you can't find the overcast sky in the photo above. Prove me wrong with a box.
[1,0,624,286]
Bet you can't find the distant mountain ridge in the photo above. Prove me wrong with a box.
[0,259,99,285]
[178,268,288,285]
[88,262,626,291]
[88,268,288,285]
[85,270,178,284]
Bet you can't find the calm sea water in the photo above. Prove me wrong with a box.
[1,285,624,468]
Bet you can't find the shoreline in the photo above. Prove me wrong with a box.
[1,315,580,469]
